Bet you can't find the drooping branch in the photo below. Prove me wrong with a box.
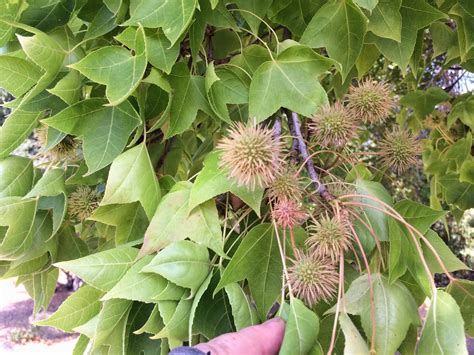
[286,110,333,201]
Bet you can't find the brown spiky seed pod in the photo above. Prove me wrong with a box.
[267,170,304,202]
[309,102,358,148]
[287,249,338,306]
[346,79,394,124]
[272,198,307,229]
[36,126,78,160]
[217,122,283,189]
[378,126,422,174]
[306,214,352,262]
[68,186,101,221]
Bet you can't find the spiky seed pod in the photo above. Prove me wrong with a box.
[346,79,394,124]
[267,170,304,202]
[378,127,422,174]
[68,186,101,222]
[309,102,358,148]
[217,122,283,189]
[306,214,353,262]
[287,249,338,306]
[36,126,78,161]
[424,111,446,130]
[272,198,307,229]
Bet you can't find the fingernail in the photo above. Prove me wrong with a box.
[266,317,283,324]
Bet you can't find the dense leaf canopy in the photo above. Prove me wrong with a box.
[0,0,473,354]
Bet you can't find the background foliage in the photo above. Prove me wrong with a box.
[0,0,473,354]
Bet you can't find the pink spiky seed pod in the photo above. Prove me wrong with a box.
[272,198,308,229]
[306,214,353,263]
[379,126,422,174]
[346,79,394,124]
[287,249,339,307]
[217,121,284,189]
[68,186,101,222]
[309,102,358,148]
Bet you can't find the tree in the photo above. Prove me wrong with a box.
[0,0,473,353]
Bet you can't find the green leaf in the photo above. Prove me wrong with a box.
[301,0,367,80]
[268,0,323,37]
[89,203,148,246]
[0,110,44,159]
[367,0,446,69]
[450,4,474,61]
[0,56,42,97]
[367,0,402,42]
[141,240,210,293]
[448,95,474,130]
[280,298,319,355]
[0,197,38,260]
[354,0,378,11]
[338,274,419,355]
[35,285,104,332]
[224,282,259,331]
[400,87,450,119]
[19,267,59,315]
[8,210,56,270]
[231,44,272,75]
[43,98,141,174]
[0,1,27,46]
[55,225,89,262]
[447,280,474,337]
[205,63,240,123]
[188,272,213,342]
[101,144,161,220]
[215,224,282,320]
[0,156,34,198]
[104,0,122,13]
[55,247,139,291]
[165,62,214,138]
[126,303,163,355]
[154,298,193,341]
[417,291,468,354]
[72,335,90,355]
[395,199,446,234]
[0,26,65,158]
[423,230,468,273]
[20,0,74,31]
[83,5,118,42]
[249,44,332,122]
[116,27,180,75]
[127,0,198,46]
[47,71,82,105]
[94,298,133,349]
[26,168,65,198]
[353,179,392,254]
[338,313,370,355]
[460,159,474,184]
[193,283,234,339]
[234,0,273,34]
[104,255,185,302]
[141,181,224,257]
[459,0,474,16]
[135,304,165,335]
[439,174,474,210]
[189,151,264,215]
[70,26,147,106]
[4,254,49,279]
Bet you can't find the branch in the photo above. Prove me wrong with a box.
[287,110,333,201]
[287,114,300,164]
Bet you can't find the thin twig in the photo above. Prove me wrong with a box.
[287,110,333,201]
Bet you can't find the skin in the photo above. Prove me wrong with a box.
[194,318,286,355]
